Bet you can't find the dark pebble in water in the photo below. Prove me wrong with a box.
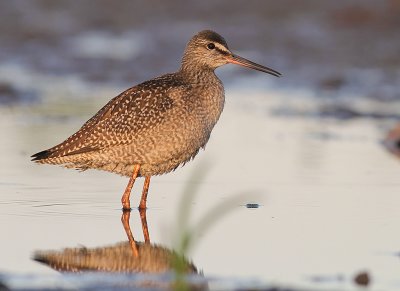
[246,203,260,208]
[354,271,370,286]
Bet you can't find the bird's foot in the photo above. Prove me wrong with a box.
[122,205,132,212]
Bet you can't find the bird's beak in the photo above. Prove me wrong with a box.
[227,54,281,77]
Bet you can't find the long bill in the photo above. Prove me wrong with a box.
[228,54,281,77]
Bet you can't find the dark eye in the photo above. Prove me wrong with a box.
[207,43,215,50]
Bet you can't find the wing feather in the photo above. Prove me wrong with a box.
[32,74,182,161]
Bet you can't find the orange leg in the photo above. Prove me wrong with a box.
[139,208,150,243]
[139,176,151,210]
[121,164,141,211]
[121,211,139,257]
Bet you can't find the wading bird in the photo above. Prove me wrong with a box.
[32,30,281,210]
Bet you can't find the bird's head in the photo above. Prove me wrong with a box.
[181,30,281,77]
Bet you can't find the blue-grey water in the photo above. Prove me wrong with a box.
[1,1,400,290]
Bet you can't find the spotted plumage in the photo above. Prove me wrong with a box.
[32,30,281,210]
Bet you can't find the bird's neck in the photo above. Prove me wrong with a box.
[180,62,213,79]
[178,61,225,131]
[179,61,220,87]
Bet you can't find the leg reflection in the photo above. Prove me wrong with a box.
[121,210,139,257]
[139,208,150,243]
[121,208,151,256]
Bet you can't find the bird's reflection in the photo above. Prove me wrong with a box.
[34,209,197,274]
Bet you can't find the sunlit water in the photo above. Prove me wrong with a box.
[1,79,400,290]
[1,1,400,289]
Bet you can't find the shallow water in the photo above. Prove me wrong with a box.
[1,81,400,290]
[1,1,400,289]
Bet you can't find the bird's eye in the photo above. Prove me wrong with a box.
[207,43,215,50]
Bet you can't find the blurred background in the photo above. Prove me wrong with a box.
[1,0,400,104]
[1,1,400,290]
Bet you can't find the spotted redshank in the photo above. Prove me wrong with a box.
[31,30,281,210]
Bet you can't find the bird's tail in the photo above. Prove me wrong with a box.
[31,149,53,162]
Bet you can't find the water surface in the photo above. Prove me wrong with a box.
[1,83,400,290]
[1,1,400,289]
